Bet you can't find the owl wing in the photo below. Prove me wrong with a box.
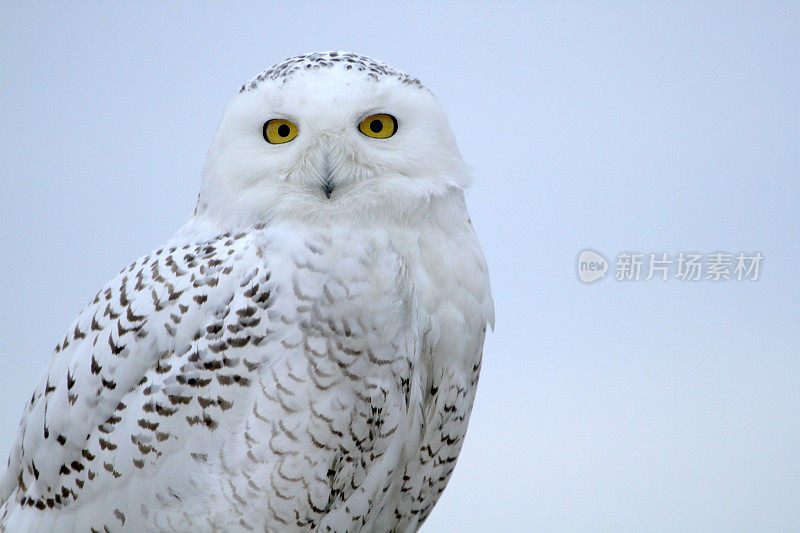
[0,229,280,529]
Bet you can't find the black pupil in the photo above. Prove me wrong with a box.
[369,119,383,133]
[277,123,290,137]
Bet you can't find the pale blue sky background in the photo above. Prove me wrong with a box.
[1,2,798,531]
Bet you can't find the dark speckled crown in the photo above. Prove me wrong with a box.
[239,51,424,93]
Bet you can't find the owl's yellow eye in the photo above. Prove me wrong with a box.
[358,114,397,139]
[263,119,298,144]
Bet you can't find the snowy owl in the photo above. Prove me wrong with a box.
[0,52,493,532]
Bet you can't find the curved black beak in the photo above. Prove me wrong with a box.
[322,177,335,199]
[321,150,335,199]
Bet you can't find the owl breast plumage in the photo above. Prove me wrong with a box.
[0,52,493,532]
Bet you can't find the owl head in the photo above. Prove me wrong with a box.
[194,52,471,229]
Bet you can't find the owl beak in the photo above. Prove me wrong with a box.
[321,149,335,199]
[322,176,335,199]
